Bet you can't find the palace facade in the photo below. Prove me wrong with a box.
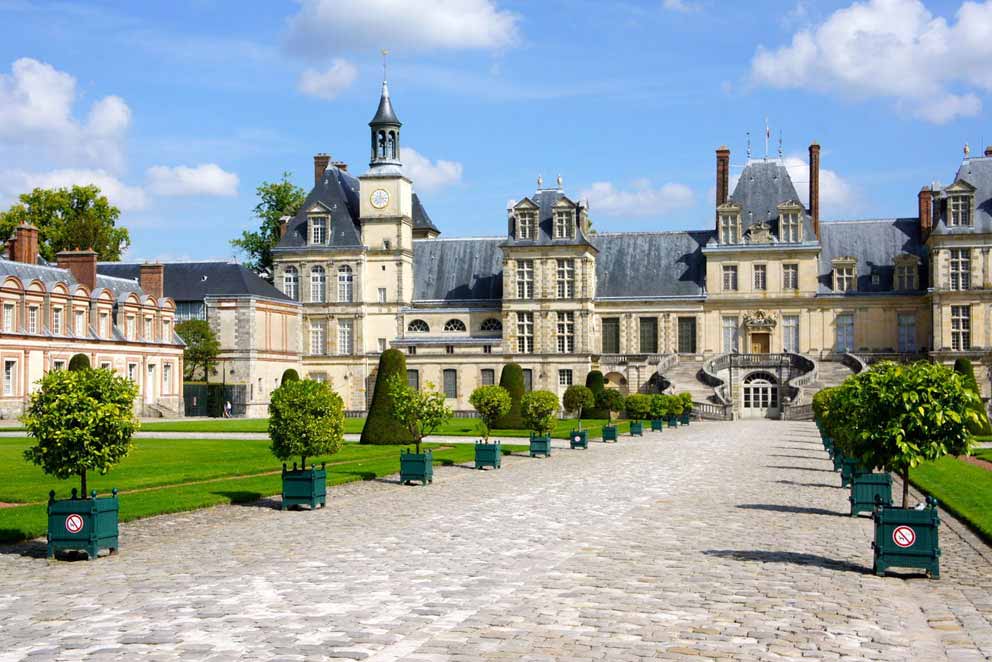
[267,81,992,418]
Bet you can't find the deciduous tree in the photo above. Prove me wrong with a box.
[230,173,305,280]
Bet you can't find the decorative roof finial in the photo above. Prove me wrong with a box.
[537,174,543,189]
[746,131,751,160]
[764,118,771,160]
[964,142,971,157]
[778,130,783,159]
[556,174,563,189]
[381,49,389,83]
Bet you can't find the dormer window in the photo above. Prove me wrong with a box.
[779,205,803,242]
[893,254,920,291]
[832,257,857,292]
[718,206,741,244]
[517,211,536,240]
[554,209,575,239]
[310,216,328,244]
[948,195,973,227]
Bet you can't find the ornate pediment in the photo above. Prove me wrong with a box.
[743,309,777,329]
[745,221,773,244]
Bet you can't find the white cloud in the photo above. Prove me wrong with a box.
[579,179,695,217]
[146,164,239,197]
[285,0,519,57]
[662,0,699,12]
[402,148,463,193]
[750,0,992,123]
[297,59,358,100]
[0,168,147,211]
[0,58,131,170]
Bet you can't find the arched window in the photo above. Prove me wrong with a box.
[378,131,386,159]
[443,319,467,332]
[310,266,326,303]
[407,319,430,333]
[337,265,354,303]
[283,266,299,301]
[480,318,502,332]
[386,132,395,159]
[743,371,778,385]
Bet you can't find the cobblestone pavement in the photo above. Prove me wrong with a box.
[1,421,990,661]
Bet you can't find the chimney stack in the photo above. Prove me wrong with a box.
[12,224,39,265]
[919,186,933,242]
[985,145,992,157]
[332,160,348,172]
[809,142,821,239]
[56,249,98,290]
[314,153,330,186]
[715,146,730,207]
[278,215,291,239]
[139,262,165,299]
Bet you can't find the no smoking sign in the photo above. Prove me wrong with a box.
[892,525,916,548]
[64,513,84,534]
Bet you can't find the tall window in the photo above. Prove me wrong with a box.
[407,369,420,390]
[3,359,15,396]
[835,314,854,352]
[516,260,534,299]
[517,312,534,353]
[951,305,971,350]
[163,363,172,395]
[144,316,153,340]
[601,317,620,354]
[52,307,62,335]
[783,264,799,290]
[310,320,325,355]
[556,259,575,299]
[556,312,574,353]
[284,267,299,300]
[481,368,495,386]
[377,287,386,304]
[162,318,171,342]
[639,317,657,353]
[897,313,916,352]
[834,266,856,292]
[2,303,14,331]
[722,265,738,292]
[678,317,697,354]
[780,211,801,242]
[720,213,740,244]
[311,266,326,302]
[783,315,800,353]
[522,369,533,392]
[558,369,573,386]
[722,316,739,353]
[337,265,354,302]
[28,306,38,334]
[338,318,353,355]
[950,249,971,290]
[98,312,108,338]
[311,216,327,244]
[554,210,574,239]
[949,196,972,227]
[126,315,136,340]
[442,369,457,399]
[517,211,536,240]
[753,264,767,291]
[75,310,86,336]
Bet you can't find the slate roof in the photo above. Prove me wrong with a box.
[0,257,144,298]
[729,160,815,241]
[932,156,992,235]
[503,189,595,247]
[370,81,400,126]
[413,238,504,302]
[817,219,927,294]
[96,262,295,303]
[591,232,710,298]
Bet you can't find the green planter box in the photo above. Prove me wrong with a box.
[832,450,845,472]
[400,449,433,485]
[47,489,119,560]
[840,457,864,488]
[667,416,679,428]
[650,419,664,432]
[872,497,941,578]
[602,425,618,443]
[849,471,893,517]
[529,435,552,458]
[474,441,502,469]
[281,463,327,510]
[629,422,643,437]
[680,413,691,426]
[569,430,588,449]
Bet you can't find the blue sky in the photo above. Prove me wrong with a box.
[0,0,990,261]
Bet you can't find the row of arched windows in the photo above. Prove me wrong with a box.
[283,265,353,303]
[406,318,502,334]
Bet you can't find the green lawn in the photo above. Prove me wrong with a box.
[910,456,992,543]
[0,438,527,544]
[974,447,992,462]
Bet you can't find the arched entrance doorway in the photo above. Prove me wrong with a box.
[742,371,779,419]
[604,371,629,395]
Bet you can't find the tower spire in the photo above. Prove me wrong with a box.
[368,54,402,171]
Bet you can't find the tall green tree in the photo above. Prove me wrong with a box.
[0,185,130,261]
[175,320,221,381]
[230,173,306,280]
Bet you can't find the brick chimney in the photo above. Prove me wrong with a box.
[986,145,992,157]
[278,215,291,239]
[56,249,98,290]
[809,142,821,240]
[11,224,39,264]
[716,146,730,207]
[314,153,330,186]
[139,262,165,299]
[919,186,933,242]
[332,160,348,172]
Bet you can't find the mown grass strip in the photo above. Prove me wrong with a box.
[910,456,992,544]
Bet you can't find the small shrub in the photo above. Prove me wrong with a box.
[469,385,511,441]
[624,394,652,422]
[388,376,452,454]
[521,390,559,437]
[649,393,670,419]
[269,379,344,467]
[562,385,594,429]
[596,388,626,423]
[678,392,693,414]
[494,363,526,428]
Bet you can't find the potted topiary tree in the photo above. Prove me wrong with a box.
[649,393,668,432]
[624,393,651,436]
[494,363,526,429]
[268,379,344,510]
[522,390,559,457]
[388,376,452,485]
[23,367,138,560]
[678,393,693,425]
[598,388,625,442]
[361,348,415,445]
[667,394,684,427]
[832,361,977,578]
[469,384,511,469]
[562,384,594,449]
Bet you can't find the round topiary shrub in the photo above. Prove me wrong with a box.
[521,390,559,437]
[269,379,344,467]
[493,363,525,429]
[624,393,652,422]
[649,393,670,420]
[280,368,300,385]
[585,370,608,419]
[562,384,594,429]
[469,384,511,441]
[68,353,91,371]
[596,388,626,422]
[360,349,415,444]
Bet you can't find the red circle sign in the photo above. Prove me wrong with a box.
[65,513,84,534]
[574,435,580,442]
[892,525,916,548]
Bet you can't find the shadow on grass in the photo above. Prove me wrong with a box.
[737,503,844,517]
[775,480,841,489]
[703,549,868,574]
[766,465,836,473]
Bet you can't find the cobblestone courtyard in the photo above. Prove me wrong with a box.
[1,421,990,661]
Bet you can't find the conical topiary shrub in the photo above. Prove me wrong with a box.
[585,370,609,419]
[360,349,415,444]
[493,363,525,429]
[280,368,300,385]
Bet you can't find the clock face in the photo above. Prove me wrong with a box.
[370,188,390,209]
